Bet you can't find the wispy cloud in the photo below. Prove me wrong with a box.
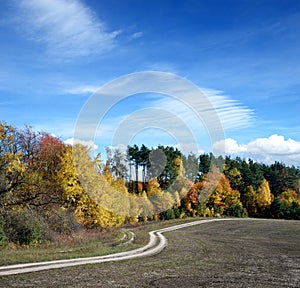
[150,88,254,131]
[65,85,99,94]
[15,0,119,58]
[147,62,179,74]
[70,72,254,155]
[214,135,300,166]
[91,91,253,155]
[128,31,143,41]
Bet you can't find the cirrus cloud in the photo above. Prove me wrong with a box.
[15,0,119,58]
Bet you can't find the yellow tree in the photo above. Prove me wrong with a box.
[147,178,173,216]
[173,191,181,208]
[207,173,242,215]
[63,144,126,228]
[280,189,300,205]
[242,185,258,216]
[173,156,184,177]
[0,122,24,198]
[136,191,154,221]
[147,178,162,197]
[257,179,272,213]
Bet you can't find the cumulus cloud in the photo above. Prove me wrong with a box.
[64,137,98,150]
[213,134,300,165]
[16,0,119,58]
[247,135,300,156]
[213,138,247,154]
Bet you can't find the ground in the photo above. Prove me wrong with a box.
[0,218,299,287]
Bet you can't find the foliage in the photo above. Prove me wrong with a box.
[3,209,47,245]
[257,179,272,213]
[0,216,6,247]
[1,120,300,247]
[241,185,258,216]
[270,190,300,219]
[0,122,24,197]
[206,172,242,215]
[182,152,199,182]
[224,204,245,217]
[153,145,182,190]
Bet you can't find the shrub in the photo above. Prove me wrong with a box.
[161,209,175,220]
[173,208,181,219]
[270,197,300,220]
[3,210,47,245]
[0,217,6,247]
[44,207,80,235]
[224,204,245,218]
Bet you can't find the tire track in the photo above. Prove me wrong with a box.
[0,218,236,276]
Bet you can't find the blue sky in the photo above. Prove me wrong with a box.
[1,0,300,165]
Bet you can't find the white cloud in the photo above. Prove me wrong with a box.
[213,134,300,165]
[150,88,254,132]
[148,62,179,74]
[16,0,119,58]
[106,144,127,153]
[202,88,255,130]
[64,137,98,150]
[213,138,247,154]
[247,134,300,156]
[65,85,99,94]
[70,72,254,156]
[128,31,143,41]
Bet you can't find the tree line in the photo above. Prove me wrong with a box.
[0,121,299,245]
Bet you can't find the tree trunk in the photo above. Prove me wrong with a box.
[135,164,139,193]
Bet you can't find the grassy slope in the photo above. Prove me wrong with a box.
[0,218,299,287]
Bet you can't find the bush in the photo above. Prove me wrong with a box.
[0,217,6,247]
[160,209,175,220]
[173,208,181,219]
[224,204,245,218]
[44,207,80,234]
[3,210,47,245]
[270,197,300,220]
[290,201,300,220]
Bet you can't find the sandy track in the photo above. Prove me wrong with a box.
[0,218,234,276]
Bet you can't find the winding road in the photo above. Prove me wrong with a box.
[0,218,235,276]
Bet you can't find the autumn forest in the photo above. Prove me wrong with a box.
[0,121,299,246]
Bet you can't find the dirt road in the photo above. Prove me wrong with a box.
[0,218,232,276]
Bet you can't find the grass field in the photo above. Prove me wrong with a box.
[0,218,299,287]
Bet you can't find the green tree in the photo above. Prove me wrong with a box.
[182,152,199,182]
[127,144,142,193]
[198,153,211,175]
[140,144,150,185]
[224,167,243,192]
[156,145,182,190]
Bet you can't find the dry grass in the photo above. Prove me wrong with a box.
[0,227,136,266]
